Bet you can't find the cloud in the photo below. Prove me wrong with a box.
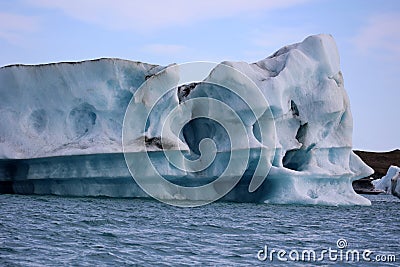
[352,13,400,59]
[26,0,310,32]
[0,12,39,44]
[243,26,313,61]
[252,27,312,49]
[142,44,187,55]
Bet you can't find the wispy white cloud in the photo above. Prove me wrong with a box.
[352,13,400,59]
[251,27,312,49]
[142,44,187,55]
[25,0,310,32]
[244,26,313,61]
[0,12,39,44]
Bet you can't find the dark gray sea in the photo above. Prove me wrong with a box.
[0,194,399,266]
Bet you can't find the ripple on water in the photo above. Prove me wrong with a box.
[0,194,399,266]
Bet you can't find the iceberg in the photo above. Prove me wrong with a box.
[0,34,373,206]
[372,166,400,198]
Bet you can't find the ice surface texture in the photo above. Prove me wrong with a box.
[0,59,164,158]
[0,34,373,205]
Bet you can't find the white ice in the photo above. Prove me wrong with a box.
[0,34,374,205]
[372,166,400,198]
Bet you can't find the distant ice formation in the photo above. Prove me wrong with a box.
[0,34,373,205]
[373,166,400,198]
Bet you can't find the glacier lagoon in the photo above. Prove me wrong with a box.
[0,194,399,266]
[0,34,373,206]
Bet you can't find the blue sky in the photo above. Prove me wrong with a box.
[1,0,399,151]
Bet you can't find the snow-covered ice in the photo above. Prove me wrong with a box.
[372,166,400,198]
[0,34,373,205]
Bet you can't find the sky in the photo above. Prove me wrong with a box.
[0,0,399,151]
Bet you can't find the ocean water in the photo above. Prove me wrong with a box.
[0,194,398,266]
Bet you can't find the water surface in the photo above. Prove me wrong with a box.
[0,194,399,266]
